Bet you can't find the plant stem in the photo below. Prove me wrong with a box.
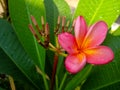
[49,40,68,57]
[55,76,58,90]
[42,73,49,90]
[36,65,50,80]
[55,37,59,48]
[49,43,56,50]
[36,66,49,90]
[59,72,68,90]
[35,66,49,90]
[49,47,67,57]
[7,75,16,90]
[50,54,59,90]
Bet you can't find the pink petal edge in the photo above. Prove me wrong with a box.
[58,32,78,54]
[84,46,114,65]
[65,54,86,74]
[75,16,87,48]
[82,21,108,48]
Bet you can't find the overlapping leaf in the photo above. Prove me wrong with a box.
[0,19,44,89]
[8,0,46,71]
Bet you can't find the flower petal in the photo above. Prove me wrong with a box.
[82,21,108,48]
[84,46,114,65]
[65,54,86,74]
[75,16,87,47]
[58,32,78,54]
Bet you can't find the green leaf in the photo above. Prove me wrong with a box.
[8,0,46,71]
[64,65,93,90]
[0,49,37,90]
[74,0,120,27]
[53,0,72,18]
[82,34,120,90]
[0,19,44,89]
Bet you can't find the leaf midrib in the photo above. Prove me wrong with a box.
[88,0,104,25]
[94,79,120,90]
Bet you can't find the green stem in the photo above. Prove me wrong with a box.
[55,37,58,47]
[42,73,49,90]
[49,47,67,57]
[59,72,68,90]
[55,76,59,90]
[59,52,67,57]
[36,66,49,90]
[36,65,50,80]
[49,43,56,49]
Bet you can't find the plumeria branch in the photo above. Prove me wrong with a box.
[29,15,69,57]
[49,43,67,57]
[28,15,78,90]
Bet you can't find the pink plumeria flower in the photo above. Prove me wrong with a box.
[58,16,114,74]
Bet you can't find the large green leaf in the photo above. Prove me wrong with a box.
[0,19,44,89]
[82,33,120,90]
[74,0,120,27]
[8,0,46,71]
[0,49,37,90]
